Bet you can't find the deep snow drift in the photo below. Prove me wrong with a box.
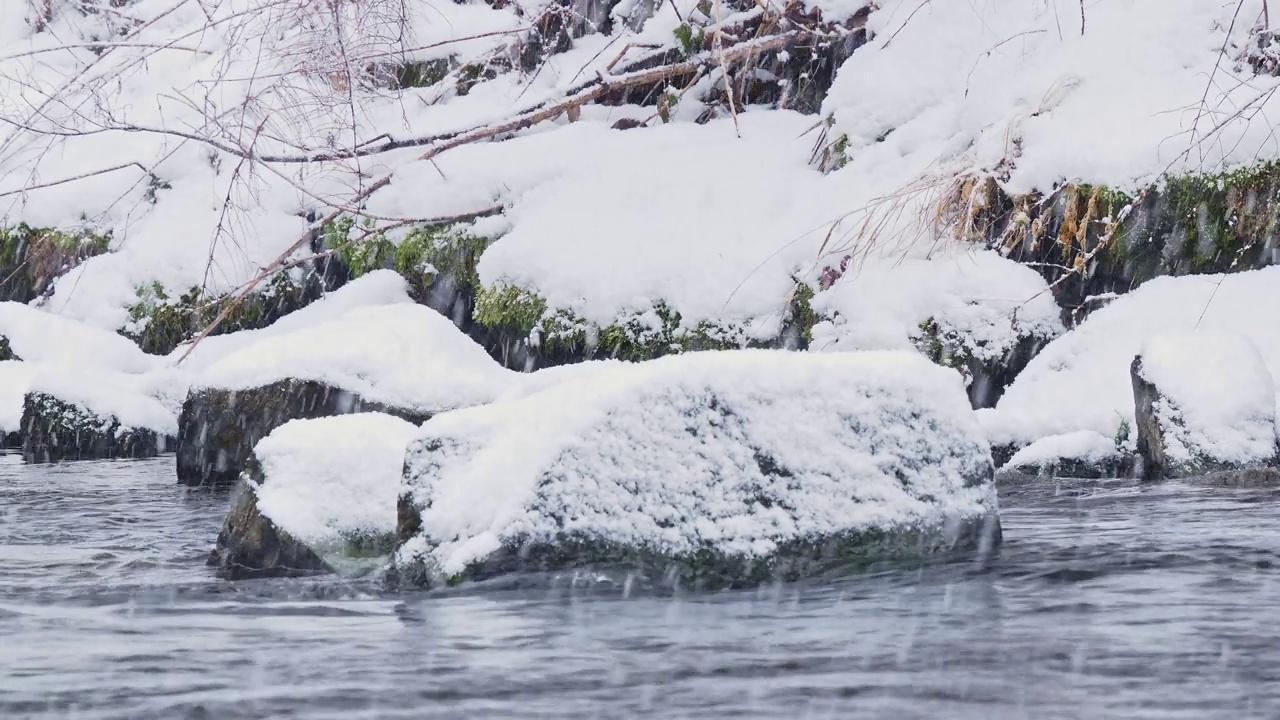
[395,350,998,587]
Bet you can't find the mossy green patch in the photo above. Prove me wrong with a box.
[124,272,315,355]
[474,283,754,364]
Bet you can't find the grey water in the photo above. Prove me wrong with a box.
[3,454,1280,719]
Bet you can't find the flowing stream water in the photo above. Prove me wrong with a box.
[3,452,1280,718]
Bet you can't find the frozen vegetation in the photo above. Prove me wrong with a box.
[4,0,1280,584]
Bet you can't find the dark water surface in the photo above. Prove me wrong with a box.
[3,453,1280,718]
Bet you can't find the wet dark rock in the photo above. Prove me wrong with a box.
[176,380,429,487]
[0,335,16,361]
[208,469,332,580]
[21,393,173,463]
[1005,453,1134,480]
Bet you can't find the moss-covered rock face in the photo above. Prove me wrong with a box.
[21,393,171,463]
[324,218,490,324]
[123,271,325,356]
[963,166,1280,321]
[0,224,110,303]
[176,379,431,488]
[471,282,818,370]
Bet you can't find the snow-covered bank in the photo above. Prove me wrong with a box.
[394,350,999,588]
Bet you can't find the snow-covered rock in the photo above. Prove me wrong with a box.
[210,413,417,580]
[810,249,1063,408]
[178,302,516,486]
[1131,333,1280,479]
[0,301,159,374]
[21,389,173,463]
[1003,431,1130,479]
[393,350,1000,589]
[980,268,1280,453]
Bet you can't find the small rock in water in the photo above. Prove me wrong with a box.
[1003,430,1133,479]
[21,392,172,463]
[208,413,417,580]
[1131,332,1280,479]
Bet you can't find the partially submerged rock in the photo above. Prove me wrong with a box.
[210,413,416,580]
[178,303,516,487]
[393,350,1000,590]
[1002,431,1132,479]
[21,392,172,463]
[1131,333,1280,479]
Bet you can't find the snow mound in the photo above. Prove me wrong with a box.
[981,267,1280,449]
[0,302,158,374]
[195,303,519,413]
[253,413,419,552]
[26,367,178,435]
[1135,332,1279,472]
[0,361,37,432]
[811,250,1062,356]
[396,349,998,587]
[172,270,415,371]
[1004,431,1123,478]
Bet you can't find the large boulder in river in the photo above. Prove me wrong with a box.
[209,413,416,580]
[392,350,1000,590]
[177,303,517,487]
[1131,333,1280,480]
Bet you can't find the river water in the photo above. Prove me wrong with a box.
[2,453,1279,719]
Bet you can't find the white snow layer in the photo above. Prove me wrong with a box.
[981,267,1280,449]
[195,302,519,412]
[825,0,1280,196]
[398,350,996,578]
[810,249,1063,358]
[1005,431,1120,472]
[0,271,416,433]
[1137,332,1279,468]
[252,413,419,548]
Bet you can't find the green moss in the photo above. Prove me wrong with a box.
[124,272,314,355]
[673,24,705,56]
[475,284,748,362]
[791,283,818,346]
[474,283,549,340]
[392,58,451,89]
